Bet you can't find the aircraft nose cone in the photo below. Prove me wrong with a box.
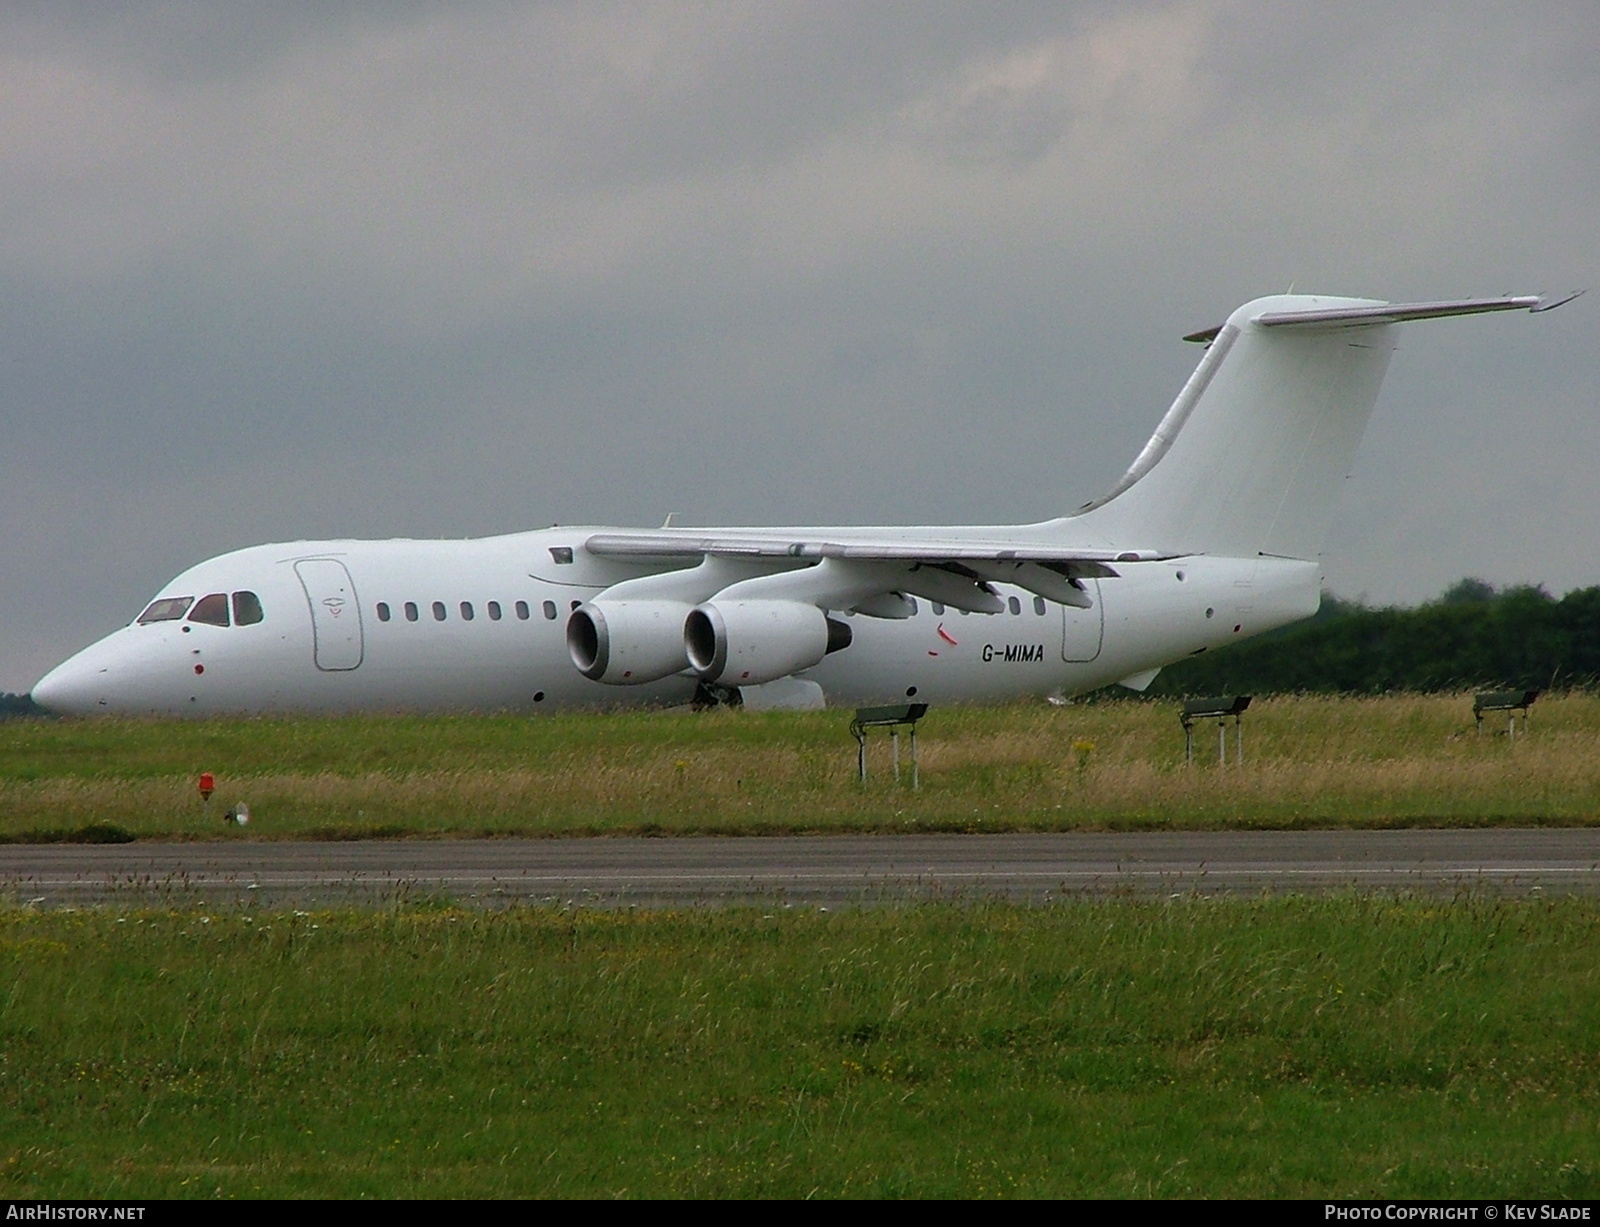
[31,652,109,716]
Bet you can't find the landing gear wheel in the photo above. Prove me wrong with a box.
[691,682,742,710]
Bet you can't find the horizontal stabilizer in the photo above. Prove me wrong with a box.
[1182,292,1581,342]
[1255,292,1581,329]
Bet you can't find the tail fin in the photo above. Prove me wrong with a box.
[1071,292,1574,560]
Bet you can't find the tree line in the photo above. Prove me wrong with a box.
[0,692,42,718]
[1144,579,1600,698]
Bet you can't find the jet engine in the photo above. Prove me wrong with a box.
[567,600,692,684]
[684,599,852,686]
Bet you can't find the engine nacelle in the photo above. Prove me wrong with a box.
[567,600,691,684]
[684,599,851,686]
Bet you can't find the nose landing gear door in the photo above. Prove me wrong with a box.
[1062,579,1103,663]
[295,559,364,671]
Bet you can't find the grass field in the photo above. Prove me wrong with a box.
[1,896,1596,1198]
[5,698,1598,1199]
[1,692,1597,839]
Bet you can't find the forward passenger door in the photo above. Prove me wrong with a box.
[295,558,364,671]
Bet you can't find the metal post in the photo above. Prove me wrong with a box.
[1182,697,1251,769]
[850,704,927,789]
[1473,692,1539,742]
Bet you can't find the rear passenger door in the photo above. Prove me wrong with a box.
[1062,579,1104,662]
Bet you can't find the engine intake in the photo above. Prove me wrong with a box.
[567,600,691,684]
[684,600,851,686]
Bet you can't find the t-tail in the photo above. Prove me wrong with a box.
[1068,292,1580,561]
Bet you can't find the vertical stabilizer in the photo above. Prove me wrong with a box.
[1073,294,1397,560]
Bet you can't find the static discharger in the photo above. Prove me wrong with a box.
[850,704,928,789]
[1182,696,1252,766]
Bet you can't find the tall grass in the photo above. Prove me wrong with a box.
[1,897,1597,1198]
[2,693,1597,838]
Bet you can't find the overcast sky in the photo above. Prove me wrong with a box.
[3,2,1596,691]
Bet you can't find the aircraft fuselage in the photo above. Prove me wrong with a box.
[31,529,1317,716]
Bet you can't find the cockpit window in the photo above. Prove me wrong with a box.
[188,593,230,626]
[137,596,193,624]
[232,591,264,626]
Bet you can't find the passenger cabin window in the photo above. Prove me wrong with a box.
[404,601,419,622]
[542,600,557,620]
[232,591,264,625]
[460,601,475,621]
[138,596,193,624]
[1007,596,1021,616]
[931,602,945,616]
[487,601,502,621]
[1034,596,1046,616]
[188,593,230,626]
[376,602,391,622]
[432,601,447,621]
[515,600,530,620]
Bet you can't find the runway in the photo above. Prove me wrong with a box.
[4,829,1600,907]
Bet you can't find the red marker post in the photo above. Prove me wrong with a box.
[198,772,215,802]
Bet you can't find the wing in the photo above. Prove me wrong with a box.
[580,530,1170,613]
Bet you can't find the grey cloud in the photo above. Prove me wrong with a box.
[3,1,456,85]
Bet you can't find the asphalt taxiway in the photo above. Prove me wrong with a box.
[3,829,1598,907]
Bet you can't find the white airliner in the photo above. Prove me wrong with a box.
[30,292,1577,718]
